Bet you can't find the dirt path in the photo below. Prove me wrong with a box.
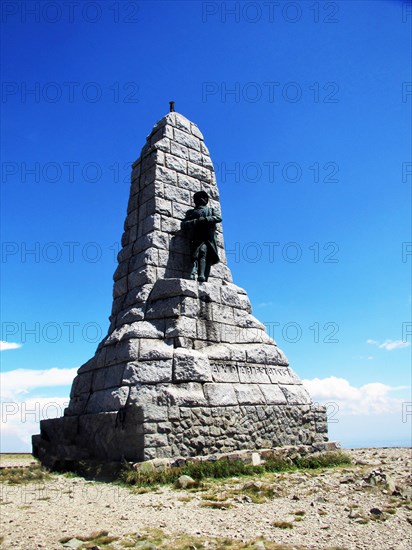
[1,448,411,549]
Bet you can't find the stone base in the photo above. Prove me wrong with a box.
[33,401,328,470]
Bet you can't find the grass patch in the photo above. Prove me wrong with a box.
[0,464,51,485]
[59,530,118,547]
[120,451,351,488]
[272,521,294,529]
[117,528,301,549]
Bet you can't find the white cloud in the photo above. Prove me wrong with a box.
[0,367,78,400]
[0,341,22,351]
[303,376,409,416]
[0,367,77,452]
[367,338,410,351]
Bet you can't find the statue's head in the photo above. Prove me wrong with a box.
[193,190,209,207]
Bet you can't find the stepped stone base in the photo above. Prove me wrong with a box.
[33,403,327,469]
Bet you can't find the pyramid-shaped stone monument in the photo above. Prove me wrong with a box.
[33,110,328,467]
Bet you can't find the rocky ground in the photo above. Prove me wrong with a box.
[0,448,411,550]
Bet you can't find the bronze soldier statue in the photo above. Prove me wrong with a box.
[181,191,222,282]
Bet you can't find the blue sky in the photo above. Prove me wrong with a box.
[1,0,411,451]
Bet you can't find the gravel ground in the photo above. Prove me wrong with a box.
[0,448,411,549]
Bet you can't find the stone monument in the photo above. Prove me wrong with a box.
[33,109,328,468]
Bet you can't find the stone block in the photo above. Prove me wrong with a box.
[191,123,204,140]
[170,141,189,159]
[139,339,173,361]
[180,297,199,318]
[145,433,168,448]
[146,296,181,319]
[165,153,187,174]
[70,372,92,397]
[113,276,128,298]
[188,148,203,166]
[177,173,201,192]
[210,303,234,324]
[173,348,212,382]
[153,138,170,153]
[86,386,129,414]
[174,114,192,133]
[124,359,173,385]
[122,321,163,340]
[198,282,221,303]
[203,344,232,361]
[143,197,172,219]
[117,243,134,263]
[163,382,207,407]
[92,364,125,391]
[267,366,298,385]
[128,265,157,288]
[141,213,161,235]
[165,317,196,338]
[221,285,242,308]
[155,165,177,185]
[204,383,238,406]
[187,161,211,182]
[238,364,271,384]
[196,319,221,342]
[162,183,191,205]
[150,278,198,301]
[280,384,311,405]
[117,306,145,326]
[161,216,181,233]
[174,128,201,150]
[113,260,129,282]
[210,363,240,383]
[259,384,288,405]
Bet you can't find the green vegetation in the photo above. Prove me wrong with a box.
[120,451,351,488]
[59,530,119,548]
[272,521,294,529]
[0,464,51,485]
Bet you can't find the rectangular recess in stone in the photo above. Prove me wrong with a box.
[280,384,311,405]
[238,364,271,384]
[204,383,238,406]
[259,384,288,405]
[211,363,240,383]
[233,384,265,405]
[123,361,172,384]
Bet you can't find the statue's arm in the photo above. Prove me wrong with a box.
[205,208,222,225]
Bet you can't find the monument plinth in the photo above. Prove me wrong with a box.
[33,111,328,467]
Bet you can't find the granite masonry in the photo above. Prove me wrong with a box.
[32,111,328,468]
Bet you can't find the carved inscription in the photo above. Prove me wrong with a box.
[211,363,295,384]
